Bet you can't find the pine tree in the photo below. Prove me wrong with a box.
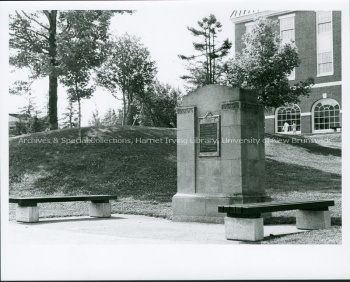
[179,14,232,90]
[61,99,78,128]
[88,107,101,127]
[102,108,119,126]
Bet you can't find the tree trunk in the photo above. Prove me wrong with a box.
[126,102,133,126]
[208,28,212,84]
[122,92,127,126]
[69,101,73,128]
[77,97,82,138]
[48,76,58,129]
[212,33,216,84]
[75,76,82,136]
[78,98,81,127]
[204,29,209,84]
[48,10,58,130]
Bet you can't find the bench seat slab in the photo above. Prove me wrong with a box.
[16,206,39,223]
[10,195,118,206]
[225,216,264,241]
[218,200,334,215]
[89,202,111,218]
[296,210,331,230]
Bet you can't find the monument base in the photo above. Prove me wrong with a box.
[172,193,271,223]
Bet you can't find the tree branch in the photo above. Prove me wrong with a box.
[32,29,49,40]
[11,30,48,53]
[21,11,49,30]
[60,18,71,35]
[42,10,51,23]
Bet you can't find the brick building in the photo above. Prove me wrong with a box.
[230,10,342,134]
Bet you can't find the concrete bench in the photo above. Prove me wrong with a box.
[218,200,334,241]
[9,195,118,223]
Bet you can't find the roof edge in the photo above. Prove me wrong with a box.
[230,10,295,24]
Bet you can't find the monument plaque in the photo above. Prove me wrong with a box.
[173,85,270,223]
[198,113,220,157]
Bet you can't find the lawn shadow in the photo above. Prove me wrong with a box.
[246,231,308,244]
[16,215,127,225]
[264,216,341,226]
[265,133,341,157]
[266,158,341,191]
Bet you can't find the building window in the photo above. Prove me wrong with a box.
[313,98,340,132]
[245,22,254,34]
[279,14,295,80]
[317,11,333,76]
[275,104,301,133]
[280,16,295,44]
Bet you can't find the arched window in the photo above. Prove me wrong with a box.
[275,104,301,133]
[312,98,340,132]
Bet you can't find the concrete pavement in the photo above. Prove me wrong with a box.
[7,213,306,245]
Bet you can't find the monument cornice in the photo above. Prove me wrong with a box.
[176,106,195,115]
[221,101,263,113]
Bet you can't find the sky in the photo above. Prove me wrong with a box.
[7,2,236,126]
[4,0,349,127]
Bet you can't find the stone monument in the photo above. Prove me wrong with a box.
[172,85,270,223]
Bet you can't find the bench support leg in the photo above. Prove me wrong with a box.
[261,212,272,220]
[89,202,111,218]
[225,216,264,241]
[296,210,331,230]
[16,205,39,223]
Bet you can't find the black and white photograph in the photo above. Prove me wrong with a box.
[1,0,350,280]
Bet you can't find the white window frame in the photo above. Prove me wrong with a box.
[275,104,301,134]
[312,98,340,133]
[245,22,254,34]
[316,11,334,77]
[279,14,296,80]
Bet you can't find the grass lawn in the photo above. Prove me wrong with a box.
[8,127,342,244]
[259,227,342,244]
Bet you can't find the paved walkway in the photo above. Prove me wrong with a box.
[7,214,305,244]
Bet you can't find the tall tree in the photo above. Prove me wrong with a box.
[96,34,157,126]
[115,109,123,126]
[179,14,232,90]
[88,106,101,127]
[225,17,314,108]
[135,82,181,128]
[61,99,78,129]
[58,11,121,130]
[102,108,119,126]
[9,10,130,130]
[16,97,37,134]
[10,79,50,133]
[64,76,95,130]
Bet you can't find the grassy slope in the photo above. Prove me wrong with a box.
[9,126,177,201]
[9,127,342,244]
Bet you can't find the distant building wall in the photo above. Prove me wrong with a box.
[231,10,342,134]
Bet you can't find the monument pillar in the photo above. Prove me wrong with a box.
[172,85,270,223]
